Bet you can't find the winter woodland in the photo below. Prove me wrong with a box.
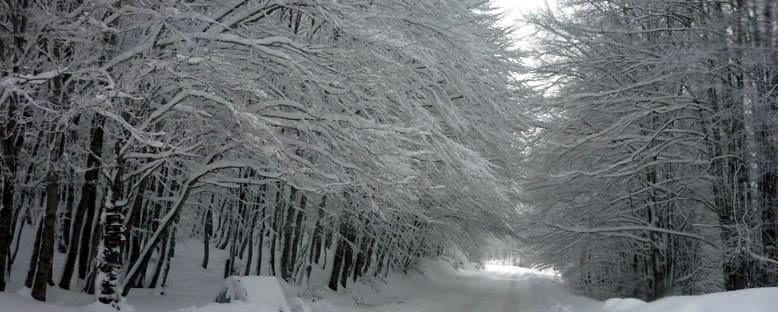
[522,0,778,301]
[1,0,777,310]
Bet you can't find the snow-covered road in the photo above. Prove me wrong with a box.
[334,264,601,312]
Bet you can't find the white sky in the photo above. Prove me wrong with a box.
[491,0,554,47]
[492,0,549,25]
[490,0,555,87]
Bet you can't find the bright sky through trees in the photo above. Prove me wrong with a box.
[493,0,548,21]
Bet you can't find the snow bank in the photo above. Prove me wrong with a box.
[608,287,778,312]
[0,292,135,312]
[416,258,457,277]
[85,300,136,312]
[288,297,311,312]
[307,300,339,312]
[602,298,647,311]
[214,276,290,312]
[0,293,79,312]
[176,301,281,312]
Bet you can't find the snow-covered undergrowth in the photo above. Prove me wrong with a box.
[212,276,290,311]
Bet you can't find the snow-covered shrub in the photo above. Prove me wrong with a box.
[214,276,290,312]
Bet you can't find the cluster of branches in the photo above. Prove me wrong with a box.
[522,0,778,301]
[0,0,526,308]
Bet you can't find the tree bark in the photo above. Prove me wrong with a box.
[25,216,43,289]
[280,185,294,281]
[148,225,169,288]
[59,183,75,253]
[0,96,19,293]
[159,231,176,294]
[96,157,126,307]
[0,0,31,292]
[125,175,148,288]
[328,235,345,291]
[202,196,213,269]
[60,115,104,289]
[256,208,265,276]
[289,193,306,281]
[244,197,259,276]
[30,168,60,301]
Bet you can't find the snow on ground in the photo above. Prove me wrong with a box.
[213,276,290,312]
[0,238,231,312]
[618,288,778,312]
[602,298,648,311]
[308,261,778,312]
[317,261,599,312]
[3,238,777,312]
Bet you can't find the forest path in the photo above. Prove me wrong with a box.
[346,265,602,312]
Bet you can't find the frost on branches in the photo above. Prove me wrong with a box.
[522,0,778,301]
[0,0,525,307]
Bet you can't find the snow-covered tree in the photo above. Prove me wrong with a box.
[523,0,778,300]
[1,0,526,308]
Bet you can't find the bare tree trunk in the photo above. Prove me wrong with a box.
[269,184,282,277]
[59,182,75,253]
[244,199,258,276]
[202,196,213,269]
[95,158,126,308]
[335,211,355,289]
[8,129,39,273]
[256,208,265,276]
[310,196,326,266]
[225,207,236,278]
[159,233,175,294]
[289,194,306,281]
[60,115,104,289]
[148,225,169,288]
[121,177,198,297]
[269,229,278,277]
[0,0,30,292]
[25,216,43,289]
[159,214,178,294]
[215,199,229,250]
[0,109,17,290]
[280,185,294,281]
[125,175,148,288]
[328,235,345,291]
[30,167,60,301]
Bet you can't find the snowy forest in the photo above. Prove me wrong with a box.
[522,0,778,301]
[1,0,778,311]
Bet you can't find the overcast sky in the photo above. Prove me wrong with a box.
[492,0,548,25]
[491,0,552,48]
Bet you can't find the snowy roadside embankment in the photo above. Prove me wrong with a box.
[603,287,778,312]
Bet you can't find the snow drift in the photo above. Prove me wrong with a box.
[603,288,778,312]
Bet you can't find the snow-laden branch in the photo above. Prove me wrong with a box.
[0,69,64,90]
[543,223,715,246]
